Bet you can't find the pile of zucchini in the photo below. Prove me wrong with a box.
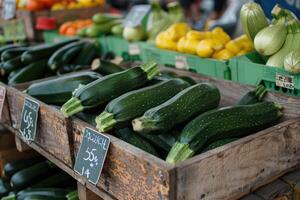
[0,38,99,86]
[26,58,283,163]
[0,157,77,200]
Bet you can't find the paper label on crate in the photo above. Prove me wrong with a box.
[19,98,40,142]
[123,5,151,27]
[129,44,140,55]
[276,73,295,90]
[2,0,16,20]
[175,56,189,70]
[74,128,110,185]
[0,86,6,121]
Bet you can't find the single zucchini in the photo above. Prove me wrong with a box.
[8,59,48,86]
[0,44,26,59]
[61,61,160,117]
[237,85,267,105]
[60,46,83,65]
[1,47,28,62]
[17,188,68,197]
[10,161,57,190]
[96,78,190,132]
[1,56,23,76]
[203,138,239,151]
[75,112,98,126]
[115,128,159,156]
[48,41,85,72]
[91,58,124,75]
[4,157,44,178]
[26,72,101,105]
[17,191,67,200]
[166,102,283,164]
[23,195,66,200]
[73,42,97,66]
[132,83,220,133]
[30,172,76,188]
[21,39,78,64]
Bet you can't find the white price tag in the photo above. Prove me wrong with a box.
[175,55,189,70]
[129,44,140,56]
[276,73,294,90]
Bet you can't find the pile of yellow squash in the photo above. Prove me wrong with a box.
[155,23,254,60]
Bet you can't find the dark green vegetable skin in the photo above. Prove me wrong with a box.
[61,61,160,117]
[1,56,23,76]
[47,41,85,71]
[21,38,78,64]
[237,85,267,105]
[10,161,56,190]
[61,46,83,65]
[0,44,26,58]
[8,59,48,86]
[91,59,124,75]
[17,190,67,200]
[203,138,239,151]
[96,79,190,132]
[26,72,101,105]
[4,157,44,177]
[0,178,11,198]
[115,128,159,156]
[132,83,221,133]
[31,172,76,188]
[73,42,97,65]
[1,47,28,62]
[166,102,283,164]
[22,195,66,200]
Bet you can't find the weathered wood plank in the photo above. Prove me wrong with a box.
[78,182,104,200]
[5,84,74,167]
[254,179,292,200]
[72,118,176,200]
[14,135,31,152]
[176,118,300,200]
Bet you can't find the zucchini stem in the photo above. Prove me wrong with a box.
[61,97,84,118]
[166,142,194,164]
[140,61,160,80]
[132,117,157,133]
[95,111,117,132]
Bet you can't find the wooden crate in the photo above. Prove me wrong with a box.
[4,84,74,167]
[1,67,300,200]
[16,6,108,41]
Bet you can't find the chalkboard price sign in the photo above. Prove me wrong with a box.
[19,97,40,141]
[74,128,110,185]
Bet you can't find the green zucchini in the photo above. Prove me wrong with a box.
[17,192,66,200]
[1,47,28,62]
[1,56,23,76]
[75,112,98,126]
[166,102,283,164]
[237,85,267,105]
[47,41,85,72]
[8,59,48,86]
[21,39,78,64]
[203,138,239,151]
[10,161,57,190]
[17,188,68,197]
[26,72,101,105]
[132,83,220,133]
[0,179,11,198]
[91,58,124,75]
[96,78,190,132]
[66,191,78,200]
[115,128,159,156]
[23,195,66,200]
[56,65,88,75]
[60,46,83,65]
[4,157,44,178]
[1,194,16,200]
[30,172,76,188]
[141,133,174,153]
[73,42,97,66]
[0,44,26,58]
[61,61,160,117]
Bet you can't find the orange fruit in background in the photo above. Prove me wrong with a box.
[65,26,77,36]
[27,0,44,11]
[59,22,72,35]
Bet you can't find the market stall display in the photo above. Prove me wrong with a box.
[1,1,300,200]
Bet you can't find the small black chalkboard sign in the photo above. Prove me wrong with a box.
[74,127,110,184]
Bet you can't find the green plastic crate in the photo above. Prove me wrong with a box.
[229,52,300,97]
[105,36,144,62]
[142,45,231,80]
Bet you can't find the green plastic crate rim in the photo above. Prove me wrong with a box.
[228,52,300,97]
[142,44,231,80]
[105,36,143,61]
